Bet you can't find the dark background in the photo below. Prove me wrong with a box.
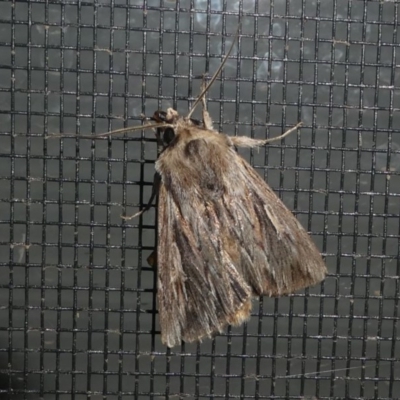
[0,0,399,399]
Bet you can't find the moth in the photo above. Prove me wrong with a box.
[56,29,327,347]
[146,105,327,347]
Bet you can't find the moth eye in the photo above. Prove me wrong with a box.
[163,127,176,145]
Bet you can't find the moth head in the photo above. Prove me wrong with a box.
[151,108,180,125]
[151,108,202,148]
[149,109,177,147]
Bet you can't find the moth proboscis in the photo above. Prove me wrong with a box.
[55,27,327,348]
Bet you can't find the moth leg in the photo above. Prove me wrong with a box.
[121,173,161,220]
[230,122,303,148]
[200,75,214,131]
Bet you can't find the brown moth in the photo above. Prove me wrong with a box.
[148,105,327,347]
[54,28,327,347]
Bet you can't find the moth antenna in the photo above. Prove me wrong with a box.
[186,24,241,119]
[45,123,174,140]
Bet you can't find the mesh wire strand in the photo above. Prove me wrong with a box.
[0,0,399,399]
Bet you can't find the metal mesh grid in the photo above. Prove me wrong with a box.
[0,0,399,398]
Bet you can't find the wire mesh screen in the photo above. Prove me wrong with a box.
[0,0,399,399]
